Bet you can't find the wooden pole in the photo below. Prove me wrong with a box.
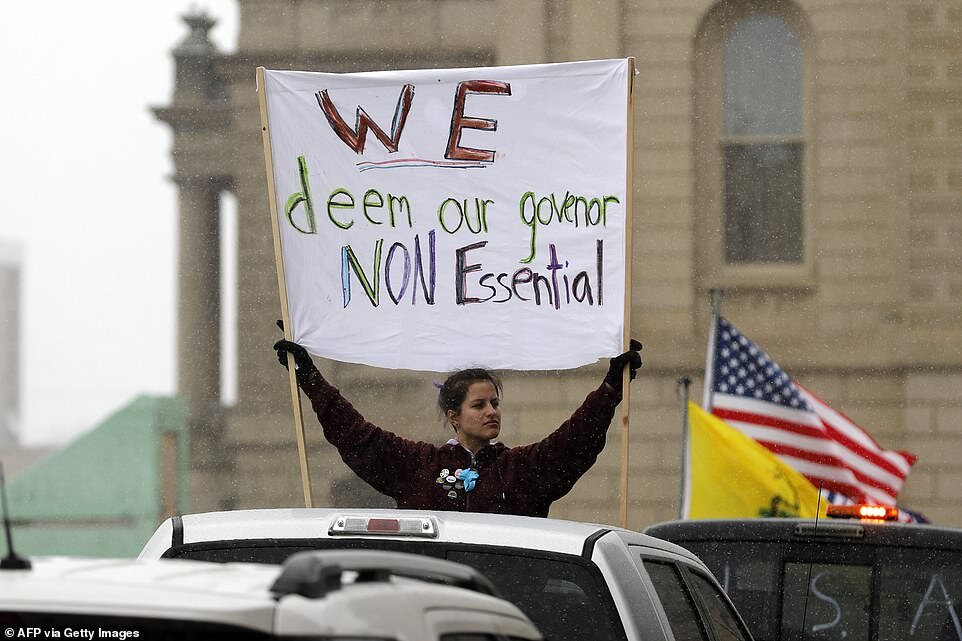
[256,67,314,508]
[677,377,692,519]
[618,58,636,530]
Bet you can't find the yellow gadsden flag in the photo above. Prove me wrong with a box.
[686,402,828,519]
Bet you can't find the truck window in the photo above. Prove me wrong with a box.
[643,560,710,641]
[781,562,872,641]
[650,529,962,641]
[664,540,784,641]
[877,547,962,641]
[447,550,628,641]
[685,570,751,641]
[167,539,627,641]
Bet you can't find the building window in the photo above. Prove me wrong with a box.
[694,1,812,287]
[723,15,803,264]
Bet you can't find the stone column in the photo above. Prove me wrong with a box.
[175,175,223,431]
[155,9,235,511]
[174,175,232,511]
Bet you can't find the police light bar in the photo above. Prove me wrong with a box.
[826,504,899,521]
[329,514,439,538]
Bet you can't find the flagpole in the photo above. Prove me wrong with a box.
[701,288,722,410]
[257,67,314,508]
[677,376,692,519]
[617,57,636,530]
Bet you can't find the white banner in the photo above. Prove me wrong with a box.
[262,59,631,372]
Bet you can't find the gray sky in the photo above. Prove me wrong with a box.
[0,2,238,445]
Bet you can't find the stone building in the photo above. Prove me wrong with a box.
[155,0,962,527]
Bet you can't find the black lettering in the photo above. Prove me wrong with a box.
[477,273,498,303]
[512,268,533,301]
[385,242,410,304]
[412,230,436,305]
[572,272,594,304]
[532,272,553,306]
[455,241,487,304]
[494,272,513,303]
[597,239,604,305]
[546,244,563,310]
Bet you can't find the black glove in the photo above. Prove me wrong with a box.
[604,339,643,395]
[273,320,319,381]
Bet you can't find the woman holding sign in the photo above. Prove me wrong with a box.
[273,334,641,517]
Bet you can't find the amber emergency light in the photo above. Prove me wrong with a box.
[826,504,899,521]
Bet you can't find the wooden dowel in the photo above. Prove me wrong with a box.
[256,67,314,508]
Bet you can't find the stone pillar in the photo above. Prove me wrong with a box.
[174,174,232,510]
[175,175,222,431]
[155,9,235,511]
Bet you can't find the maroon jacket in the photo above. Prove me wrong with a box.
[299,370,621,517]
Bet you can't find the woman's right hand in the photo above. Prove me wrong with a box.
[273,320,318,376]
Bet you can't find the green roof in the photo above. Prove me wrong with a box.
[5,395,187,557]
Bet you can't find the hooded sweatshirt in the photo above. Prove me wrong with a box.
[298,370,621,516]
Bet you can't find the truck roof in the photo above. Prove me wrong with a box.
[646,517,962,549]
[140,507,704,567]
[3,551,539,639]
[4,556,277,626]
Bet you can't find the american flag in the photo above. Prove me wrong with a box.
[821,490,929,523]
[708,317,917,507]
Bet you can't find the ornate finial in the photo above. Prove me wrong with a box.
[175,7,218,56]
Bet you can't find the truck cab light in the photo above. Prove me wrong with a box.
[826,504,899,522]
[330,515,438,538]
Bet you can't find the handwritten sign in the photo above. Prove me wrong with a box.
[261,59,631,371]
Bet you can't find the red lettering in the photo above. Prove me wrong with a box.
[317,84,415,154]
[445,80,511,162]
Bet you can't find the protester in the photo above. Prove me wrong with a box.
[273,327,642,517]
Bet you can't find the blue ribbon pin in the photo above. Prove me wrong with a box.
[456,468,479,492]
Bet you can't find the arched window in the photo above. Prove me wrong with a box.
[724,15,803,263]
[695,2,812,285]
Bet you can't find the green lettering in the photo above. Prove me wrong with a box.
[519,191,537,264]
[438,198,464,234]
[480,198,493,233]
[327,188,355,230]
[550,191,575,223]
[389,194,413,228]
[586,198,603,226]
[362,189,384,225]
[602,195,620,226]
[284,156,317,234]
[536,197,553,225]
[341,240,383,307]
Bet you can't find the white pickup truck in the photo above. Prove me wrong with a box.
[2,549,541,640]
[140,508,753,641]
